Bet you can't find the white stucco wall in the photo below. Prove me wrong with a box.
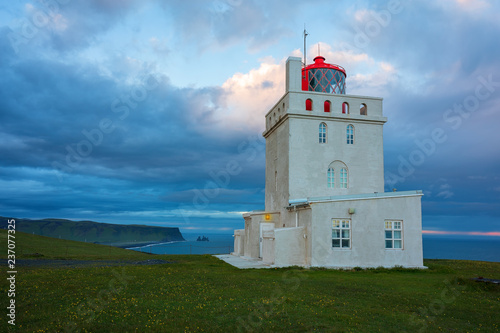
[243,215,260,258]
[288,114,385,199]
[295,208,312,266]
[264,119,290,214]
[233,229,245,256]
[242,212,281,259]
[274,226,307,267]
[261,229,275,264]
[310,193,424,268]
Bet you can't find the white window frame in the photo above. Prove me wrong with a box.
[332,219,351,249]
[340,168,348,188]
[327,167,334,188]
[319,123,327,144]
[385,220,403,249]
[346,124,354,144]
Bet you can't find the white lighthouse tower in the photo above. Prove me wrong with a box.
[232,55,425,269]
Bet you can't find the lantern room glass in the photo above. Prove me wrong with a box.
[307,68,346,94]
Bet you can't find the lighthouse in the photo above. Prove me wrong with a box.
[231,54,425,269]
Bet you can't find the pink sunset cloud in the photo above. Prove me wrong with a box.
[423,230,500,237]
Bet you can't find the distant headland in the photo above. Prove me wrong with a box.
[0,216,185,248]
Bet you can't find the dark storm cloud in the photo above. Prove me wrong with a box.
[160,0,313,52]
[0,1,498,234]
[0,9,265,224]
[333,2,500,232]
[7,0,147,53]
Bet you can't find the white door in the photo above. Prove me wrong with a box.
[259,223,274,258]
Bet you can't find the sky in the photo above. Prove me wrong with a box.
[0,0,499,236]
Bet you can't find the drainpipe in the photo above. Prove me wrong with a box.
[295,206,298,228]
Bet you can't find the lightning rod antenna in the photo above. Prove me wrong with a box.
[303,25,308,68]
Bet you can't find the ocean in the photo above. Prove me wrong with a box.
[129,233,500,263]
[422,236,500,262]
[129,233,234,255]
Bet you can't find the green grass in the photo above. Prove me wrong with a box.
[1,229,153,260]
[1,230,499,332]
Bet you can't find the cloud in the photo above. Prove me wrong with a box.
[149,37,169,56]
[422,230,500,237]
[305,43,398,96]
[0,0,499,235]
[0,18,266,224]
[436,190,454,199]
[448,0,491,12]
[8,0,147,53]
[216,56,285,132]
[160,0,307,52]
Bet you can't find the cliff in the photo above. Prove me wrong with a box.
[0,216,185,246]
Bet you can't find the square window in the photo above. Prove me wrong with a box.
[385,220,403,249]
[332,219,351,249]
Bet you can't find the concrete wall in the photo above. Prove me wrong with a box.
[264,119,290,213]
[288,114,385,199]
[243,215,260,258]
[286,56,302,92]
[261,229,275,264]
[232,229,245,256]
[310,194,424,268]
[296,208,312,266]
[242,212,280,259]
[265,92,386,133]
[274,226,307,267]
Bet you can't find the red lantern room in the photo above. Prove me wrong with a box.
[302,56,346,94]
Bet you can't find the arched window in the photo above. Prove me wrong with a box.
[324,100,331,113]
[346,124,354,144]
[306,99,313,111]
[340,168,348,188]
[319,123,327,144]
[328,161,348,189]
[342,102,349,114]
[327,168,334,188]
[360,103,367,115]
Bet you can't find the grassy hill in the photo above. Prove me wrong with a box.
[1,230,499,332]
[0,229,153,260]
[0,216,184,247]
